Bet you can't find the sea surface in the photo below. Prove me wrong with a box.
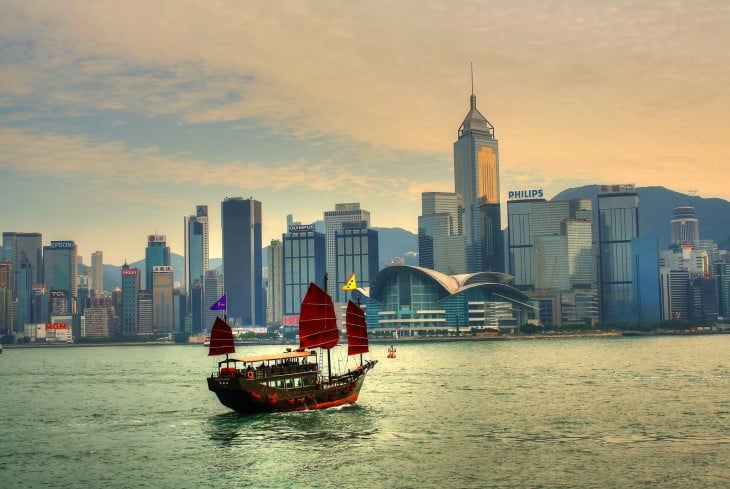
[1,335,728,488]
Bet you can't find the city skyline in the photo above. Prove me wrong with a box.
[2,1,728,265]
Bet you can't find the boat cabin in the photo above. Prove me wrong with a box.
[217,350,319,389]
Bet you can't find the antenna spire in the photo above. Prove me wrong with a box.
[470,62,474,95]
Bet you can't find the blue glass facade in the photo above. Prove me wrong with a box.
[334,225,379,303]
[282,229,325,315]
[631,236,661,324]
[598,192,639,323]
[145,235,170,291]
[221,197,264,326]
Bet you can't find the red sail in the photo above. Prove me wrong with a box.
[345,300,369,356]
[208,317,236,356]
[298,282,339,350]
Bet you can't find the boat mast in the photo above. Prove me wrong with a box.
[324,272,332,379]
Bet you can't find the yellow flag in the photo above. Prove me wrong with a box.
[341,272,357,291]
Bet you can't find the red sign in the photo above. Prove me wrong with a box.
[46,323,69,330]
[121,268,139,276]
[282,315,300,326]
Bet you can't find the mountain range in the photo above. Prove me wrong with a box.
[552,185,730,250]
[100,186,729,291]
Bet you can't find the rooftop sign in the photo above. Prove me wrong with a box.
[507,189,544,201]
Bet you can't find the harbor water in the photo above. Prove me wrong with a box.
[1,335,728,488]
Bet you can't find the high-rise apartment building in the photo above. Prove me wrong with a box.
[121,264,140,335]
[334,222,379,303]
[90,251,103,296]
[324,203,370,297]
[267,239,283,325]
[670,206,699,246]
[597,185,640,323]
[418,192,466,274]
[221,197,264,326]
[282,224,326,318]
[453,87,502,272]
[137,290,153,334]
[145,235,170,291]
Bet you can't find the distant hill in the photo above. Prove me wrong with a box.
[552,185,730,249]
[373,227,419,268]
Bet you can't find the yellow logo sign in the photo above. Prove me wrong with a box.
[341,273,357,291]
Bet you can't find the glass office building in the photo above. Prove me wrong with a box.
[221,197,264,326]
[453,90,502,272]
[597,187,640,323]
[282,225,326,317]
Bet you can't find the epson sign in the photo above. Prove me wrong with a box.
[51,240,74,249]
[508,189,544,200]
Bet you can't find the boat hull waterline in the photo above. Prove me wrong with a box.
[208,359,377,413]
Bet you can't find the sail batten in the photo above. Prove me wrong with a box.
[298,283,339,350]
[345,300,370,356]
[208,317,236,356]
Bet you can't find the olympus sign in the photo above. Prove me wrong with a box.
[288,224,316,233]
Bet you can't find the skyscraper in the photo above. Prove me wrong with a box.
[43,240,78,315]
[418,192,466,274]
[91,251,103,296]
[282,224,326,318]
[324,203,370,297]
[334,222,379,303]
[713,262,730,319]
[597,185,640,323]
[221,197,264,326]
[2,231,42,299]
[184,205,209,296]
[0,260,12,334]
[267,239,283,325]
[203,269,224,329]
[453,83,502,272]
[152,265,174,331]
[121,263,140,335]
[507,198,594,290]
[670,206,699,246]
[145,235,170,291]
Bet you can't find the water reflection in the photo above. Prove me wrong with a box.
[204,405,379,447]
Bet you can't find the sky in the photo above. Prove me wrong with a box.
[1,1,728,266]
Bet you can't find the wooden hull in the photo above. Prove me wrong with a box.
[208,360,377,414]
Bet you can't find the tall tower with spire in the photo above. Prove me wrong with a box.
[453,67,503,272]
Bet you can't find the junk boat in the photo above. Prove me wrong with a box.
[207,281,377,413]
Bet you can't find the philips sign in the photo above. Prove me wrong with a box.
[508,189,544,200]
[51,241,74,249]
